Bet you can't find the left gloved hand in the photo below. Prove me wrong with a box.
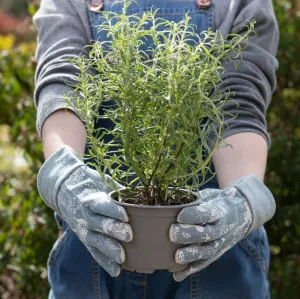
[169,175,276,282]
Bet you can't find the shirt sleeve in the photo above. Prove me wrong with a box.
[33,0,95,138]
[212,0,279,147]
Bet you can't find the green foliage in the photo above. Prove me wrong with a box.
[0,0,28,17]
[0,175,56,298]
[264,0,300,298]
[0,0,299,297]
[69,5,254,204]
[0,31,56,299]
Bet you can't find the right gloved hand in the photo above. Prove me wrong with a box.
[37,146,133,277]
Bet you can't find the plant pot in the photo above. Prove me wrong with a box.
[109,189,198,274]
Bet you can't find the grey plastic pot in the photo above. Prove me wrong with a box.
[109,189,198,274]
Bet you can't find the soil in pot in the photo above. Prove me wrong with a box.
[109,188,198,273]
[117,188,195,206]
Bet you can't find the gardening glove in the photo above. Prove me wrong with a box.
[37,145,133,277]
[169,175,276,282]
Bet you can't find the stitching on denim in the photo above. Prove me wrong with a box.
[92,260,101,299]
[89,10,213,17]
[47,227,71,268]
[260,227,270,273]
[129,272,146,298]
[126,9,214,16]
[88,10,213,22]
[207,3,215,30]
[144,274,147,299]
[85,0,97,34]
[191,273,201,299]
[190,274,193,299]
[239,237,268,274]
[87,4,214,19]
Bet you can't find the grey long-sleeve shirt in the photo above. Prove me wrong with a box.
[33,0,279,145]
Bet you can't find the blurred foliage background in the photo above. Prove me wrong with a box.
[0,0,299,298]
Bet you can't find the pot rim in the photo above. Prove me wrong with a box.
[108,188,199,209]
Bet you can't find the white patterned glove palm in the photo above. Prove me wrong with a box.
[170,175,276,282]
[37,146,132,277]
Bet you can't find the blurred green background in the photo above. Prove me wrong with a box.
[0,0,299,298]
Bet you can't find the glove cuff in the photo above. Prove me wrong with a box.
[37,146,84,212]
[233,175,276,233]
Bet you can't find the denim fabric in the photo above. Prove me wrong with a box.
[48,1,271,298]
[88,0,215,46]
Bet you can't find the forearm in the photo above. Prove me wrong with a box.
[212,132,268,189]
[41,109,87,159]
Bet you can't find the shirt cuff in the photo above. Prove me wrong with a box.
[35,84,85,139]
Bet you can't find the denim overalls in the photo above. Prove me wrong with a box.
[48,1,271,298]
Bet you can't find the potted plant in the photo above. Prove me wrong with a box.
[65,3,255,273]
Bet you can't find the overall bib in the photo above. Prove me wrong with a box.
[48,1,271,298]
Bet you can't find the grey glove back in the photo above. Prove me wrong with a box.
[170,175,276,282]
[37,146,133,277]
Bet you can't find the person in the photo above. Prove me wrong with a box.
[33,0,279,298]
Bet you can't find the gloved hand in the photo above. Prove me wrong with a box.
[37,146,132,277]
[169,175,276,282]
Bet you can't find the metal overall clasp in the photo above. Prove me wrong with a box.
[89,0,104,12]
[197,0,211,9]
